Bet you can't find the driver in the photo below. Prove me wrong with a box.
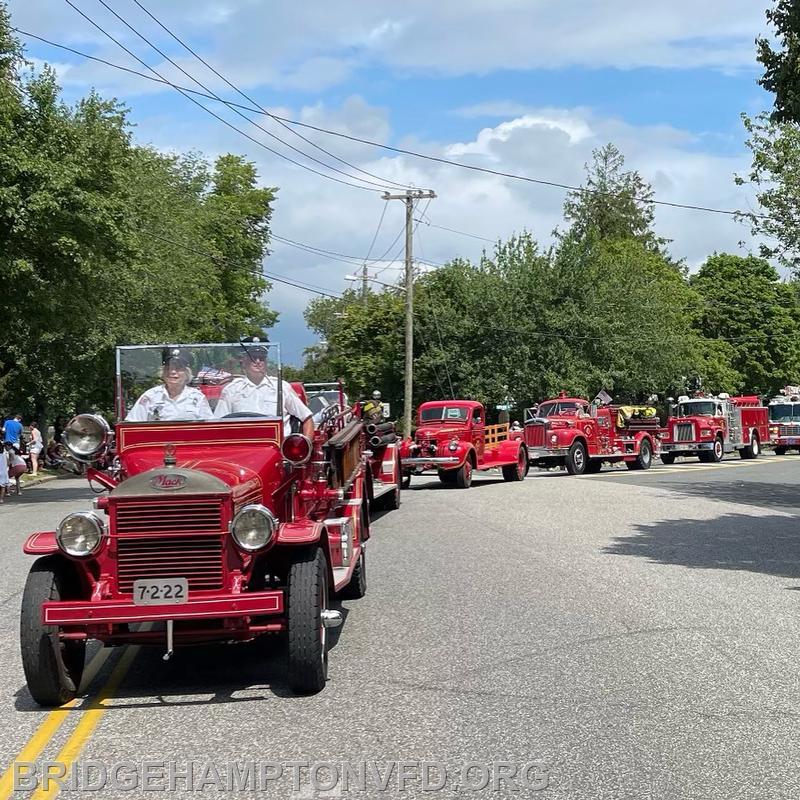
[126,348,213,422]
[213,337,313,437]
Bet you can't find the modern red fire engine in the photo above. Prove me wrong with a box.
[768,386,800,455]
[659,393,768,463]
[523,392,660,474]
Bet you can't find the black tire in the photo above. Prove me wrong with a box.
[401,473,412,489]
[740,433,760,460]
[626,439,653,471]
[339,547,367,600]
[502,447,529,481]
[438,469,457,486]
[565,441,588,475]
[20,556,86,706]
[287,548,330,694]
[585,460,603,474]
[660,453,676,465]
[775,447,787,456]
[454,457,473,489]
[376,466,401,511]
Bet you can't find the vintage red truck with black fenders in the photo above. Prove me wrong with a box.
[399,400,529,488]
[523,392,660,474]
[19,342,370,705]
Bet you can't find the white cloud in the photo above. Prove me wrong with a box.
[9,0,767,95]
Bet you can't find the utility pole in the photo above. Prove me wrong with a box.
[361,260,368,305]
[382,189,436,437]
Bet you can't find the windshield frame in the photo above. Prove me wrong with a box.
[419,405,470,423]
[676,401,718,418]
[770,402,800,423]
[115,342,282,423]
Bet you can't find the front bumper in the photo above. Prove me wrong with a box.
[661,442,714,453]
[42,590,283,626]
[401,456,461,467]
[527,447,569,461]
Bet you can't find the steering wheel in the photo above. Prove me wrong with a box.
[220,412,272,419]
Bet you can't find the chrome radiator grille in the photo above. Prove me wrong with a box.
[114,501,222,535]
[116,535,224,593]
[675,423,695,442]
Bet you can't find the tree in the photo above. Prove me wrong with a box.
[562,143,668,254]
[690,253,800,394]
[757,0,800,124]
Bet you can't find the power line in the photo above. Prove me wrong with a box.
[61,0,385,193]
[17,26,760,219]
[415,217,498,244]
[90,0,395,192]
[139,229,342,298]
[128,0,413,193]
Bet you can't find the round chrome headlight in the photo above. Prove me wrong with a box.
[231,504,278,552]
[57,512,104,557]
[63,414,110,460]
[448,440,459,452]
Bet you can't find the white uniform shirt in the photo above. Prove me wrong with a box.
[214,377,312,435]
[126,385,214,422]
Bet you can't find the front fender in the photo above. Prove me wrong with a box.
[24,531,58,555]
[495,439,524,461]
[276,521,323,545]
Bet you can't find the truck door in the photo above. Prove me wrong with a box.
[595,408,612,454]
[472,406,485,459]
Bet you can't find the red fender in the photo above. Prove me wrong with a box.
[24,531,58,555]
[276,521,323,545]
[87,467,119,492]
[495,438,524,462]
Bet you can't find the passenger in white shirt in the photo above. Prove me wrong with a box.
[214,339,313,437]
[126,348,213,422]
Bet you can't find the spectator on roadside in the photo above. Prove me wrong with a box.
[28,421,43,476]
[6,443,26,495]
[3,413,22,453]
[0,446,8,503]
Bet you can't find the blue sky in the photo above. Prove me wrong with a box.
[9,0,774,362]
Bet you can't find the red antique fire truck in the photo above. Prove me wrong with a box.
[399,400,529,488]
[20,343,371,705]
[523,392,660,474]
[659,393,768,463]
[768,386,800,455]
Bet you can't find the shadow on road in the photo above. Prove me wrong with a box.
[658,481,800,512]
[604,512,800,579]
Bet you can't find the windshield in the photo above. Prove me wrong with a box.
[537,401,584,417]
[770,403,800,422]
[420,406,469,423]
[677,401,717,417]
[117,343,281,422]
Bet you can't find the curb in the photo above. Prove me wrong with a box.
[19,473,60,489]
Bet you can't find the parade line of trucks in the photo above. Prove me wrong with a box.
[17,338,800,705]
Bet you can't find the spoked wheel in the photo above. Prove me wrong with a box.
[502,447,529,481]
[287,548,330,694]
[20,557,86,706]
[455,458,473,489]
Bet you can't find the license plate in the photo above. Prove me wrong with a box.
[786,438,798,445]
[133,578,188,605]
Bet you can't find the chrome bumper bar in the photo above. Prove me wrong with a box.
[402,456,460,466]
[527,447,569,460]
[661,442,714,452]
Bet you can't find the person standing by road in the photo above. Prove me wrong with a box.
[5,444,26,496]
[27,421,43,476]
[0,446,8,503]
[2,413,22,452]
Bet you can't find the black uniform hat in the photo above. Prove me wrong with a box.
[240,335,269,361]
[161,346,190,367]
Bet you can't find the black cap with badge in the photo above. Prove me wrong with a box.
[161,346,190,368]
[239,335,269,361]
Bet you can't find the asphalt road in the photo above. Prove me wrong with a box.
[1,453,800,798]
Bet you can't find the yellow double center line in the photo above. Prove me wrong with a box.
[0,639,144,800]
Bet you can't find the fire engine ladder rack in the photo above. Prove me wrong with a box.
[324,420,364,494]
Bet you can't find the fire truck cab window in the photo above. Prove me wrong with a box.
[538,401,582,418]
[770,403,800,422]
[472,408,482,424]
[421,406,468,422]
[677,401,716,417]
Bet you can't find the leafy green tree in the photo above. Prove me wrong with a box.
[757,0,800,124]
[690,253,800,394]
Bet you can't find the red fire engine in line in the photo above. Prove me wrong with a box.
[523,392,660,474]
[768,386,800,455]
[659,393,768,463]
[399,400,529,488]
